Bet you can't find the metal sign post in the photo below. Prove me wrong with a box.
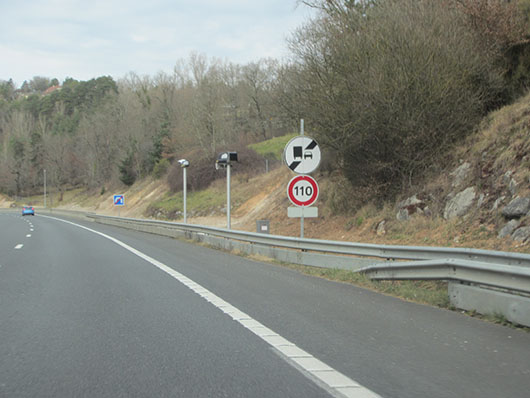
[183,167,187,223]
[215,152,238,230]
[43,169,47,208]
[300,120,304,238]
[227,163,231,229]
[178,159,190,223]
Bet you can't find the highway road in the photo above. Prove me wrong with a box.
[1,211,529,398]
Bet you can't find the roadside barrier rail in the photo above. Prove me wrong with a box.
[35,209,530,326]
[90,214,530,265]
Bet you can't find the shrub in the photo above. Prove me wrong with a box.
[119,151,137,186]
[153,158,170,179]
[288,0,509,200]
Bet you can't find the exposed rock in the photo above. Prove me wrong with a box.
[492,196,506,211]
[508,178,518,196]
[502,171,513,185]
[498,220,520,239]
[501,171,518,196]
[450,162,471,188]
[396,208,409,221]
[501,197,530,219]
[397,195,422,209]
[396,195,425,221]
[512,226,530,242]
[444,187,476,220]
[376,220,386,236]
[424,207,433,217]
[477,193,485,209]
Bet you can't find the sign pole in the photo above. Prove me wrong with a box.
[183,167,187,223]
[43,169,47,208]
[227,164,231,229]
[300,207,305,239]
[300,119,304,239]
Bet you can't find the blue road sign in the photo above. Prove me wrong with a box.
[113,194,124,206]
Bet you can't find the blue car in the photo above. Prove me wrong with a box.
[22,206,35,216]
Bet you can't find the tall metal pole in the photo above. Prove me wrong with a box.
[43,169,47,208]
[183,167,187,223]
[300,119,304,239]
[227,164,231,229]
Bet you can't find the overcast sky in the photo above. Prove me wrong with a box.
[1,0,314,87]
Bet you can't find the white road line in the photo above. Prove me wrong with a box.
[26,234,31,238]
[40,215,381,398]
[14,244,23,249]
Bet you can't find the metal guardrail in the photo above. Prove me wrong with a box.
[30,209,530,325]
[89,214,530,265]
[86,213,530,326]
[79,214,530,289]
[359,259,530,294]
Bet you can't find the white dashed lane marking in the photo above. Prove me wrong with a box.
[14,244,23,249]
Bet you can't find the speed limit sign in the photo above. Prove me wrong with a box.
[287,175,319,207]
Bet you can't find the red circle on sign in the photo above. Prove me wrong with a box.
[287,175,319,207]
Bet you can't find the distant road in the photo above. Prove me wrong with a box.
[1,211,529,398]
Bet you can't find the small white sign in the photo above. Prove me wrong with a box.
[283,135,321,174]
[288,207,318,218]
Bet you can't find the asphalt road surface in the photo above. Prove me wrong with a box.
[1,211,529,398]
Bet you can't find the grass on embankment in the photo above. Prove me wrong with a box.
[249,133,297,160]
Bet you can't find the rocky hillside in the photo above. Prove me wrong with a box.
[221,92,530,253]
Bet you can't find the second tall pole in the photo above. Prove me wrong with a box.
[226,164,231,229]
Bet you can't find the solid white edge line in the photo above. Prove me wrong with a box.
[40,215,382,398]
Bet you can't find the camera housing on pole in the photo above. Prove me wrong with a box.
[215,152,238,169]
[178,159,189,223]
[178,159,190,168]
[216,152,238,229]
